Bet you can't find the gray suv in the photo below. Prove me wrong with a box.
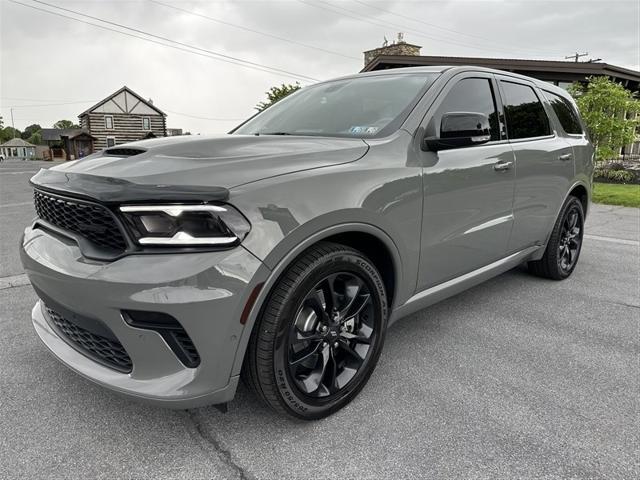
[20,67,593,419]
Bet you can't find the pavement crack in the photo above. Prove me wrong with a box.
[0,273,30,290]
[185,409,255,480]
[607,300,640,309]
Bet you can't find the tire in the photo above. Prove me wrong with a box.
[528,196,585,280]
[243,241,388,420]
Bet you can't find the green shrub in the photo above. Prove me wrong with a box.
[594,167,635,183]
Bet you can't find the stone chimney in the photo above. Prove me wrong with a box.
[363,33,422,67]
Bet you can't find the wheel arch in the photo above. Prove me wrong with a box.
[530,180,591,262]
[568,183,589,218]
[230,223,403,377]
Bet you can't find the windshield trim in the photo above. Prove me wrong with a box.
[230,72,441,140]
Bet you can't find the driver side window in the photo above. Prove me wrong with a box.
[436,78,501,141]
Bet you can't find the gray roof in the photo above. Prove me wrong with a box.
[0,137,36,147]
[361,55,640,91]
[41,128,95,142]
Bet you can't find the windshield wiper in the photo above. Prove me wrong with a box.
[255,132,293,136]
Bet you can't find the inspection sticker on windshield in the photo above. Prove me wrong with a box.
[349,126,378,135]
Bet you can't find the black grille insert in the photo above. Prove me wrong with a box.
[45,306,133,373]
[124,310,200,368]
[34,190,127,252]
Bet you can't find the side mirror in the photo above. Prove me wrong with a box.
[422,112,492,151]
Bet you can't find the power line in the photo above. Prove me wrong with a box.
[351,0,557,56]
[29,0,319,81]
[12,0,319,82]
[164,109,245,122]
[148,0,360,62]
[297,0,508,55]
[0,100,98,108]
[1,96,96,102]
[2,98,245,123]
[299,0,562,58]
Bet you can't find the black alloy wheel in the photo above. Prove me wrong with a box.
[287,272,376,398]
[557,203,583,274]
[243,242,388,420]
[528,195,585,280]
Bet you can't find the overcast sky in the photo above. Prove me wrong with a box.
[1,0,638,134]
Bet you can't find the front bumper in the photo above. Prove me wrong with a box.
[20,225,264,408]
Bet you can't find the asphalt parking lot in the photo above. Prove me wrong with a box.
[1,158,638,479]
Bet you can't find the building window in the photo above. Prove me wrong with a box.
[142,117,150,130]
[106,137,116,148]
[105,115,114,129]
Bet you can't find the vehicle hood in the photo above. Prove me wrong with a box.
[32,135,369,203]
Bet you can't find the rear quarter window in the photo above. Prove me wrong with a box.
[500,81,551,139]
[543,90,583,134]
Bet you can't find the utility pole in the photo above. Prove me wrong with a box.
[565,52,589,62]
[10,108,16,138]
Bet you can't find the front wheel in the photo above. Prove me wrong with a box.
[243,242,388,420]
[528,196,585,280]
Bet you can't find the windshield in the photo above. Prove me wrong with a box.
[233,73,440,138]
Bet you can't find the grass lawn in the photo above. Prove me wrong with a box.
[592,182,640,208]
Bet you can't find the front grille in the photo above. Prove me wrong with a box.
[34,190,127,252]
[45,306,133,373]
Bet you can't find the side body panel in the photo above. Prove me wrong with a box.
[494,75,576,252]
[415,72,516,290]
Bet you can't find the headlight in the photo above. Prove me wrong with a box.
[119,204,250,247]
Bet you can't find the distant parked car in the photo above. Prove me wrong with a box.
[21,66,593,420]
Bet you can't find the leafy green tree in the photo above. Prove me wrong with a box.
[255,82,301,112]
[0,127,21,143]
[568,77,640,161]
[21,124,41,140]
[27,132,43,145]
[53,119,79,129]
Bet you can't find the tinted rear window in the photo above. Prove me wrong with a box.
[544,90,583,134]
[500,81,551,139]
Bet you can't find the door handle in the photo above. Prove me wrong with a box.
[558,153,573,161]
[493,161,513,171]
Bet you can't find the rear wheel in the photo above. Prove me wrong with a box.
[243,242,388,420]
[528,196,585,280]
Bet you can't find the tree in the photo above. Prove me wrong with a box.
[568,77,640,162]
[255,82,301,112]
[27,132,42,145]
[0,127,21,144]
[53,119,79,129]
[21,124,41,140]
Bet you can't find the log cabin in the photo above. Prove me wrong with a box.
[78,86,167,150]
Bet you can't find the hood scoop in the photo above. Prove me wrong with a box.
[104,147,146,157]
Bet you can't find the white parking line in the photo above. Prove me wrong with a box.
[0,171,38,175]
[584,234,639,246]
[0,273,30,290]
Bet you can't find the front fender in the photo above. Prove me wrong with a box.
[228,221,405,378]
[227,151,423,377]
